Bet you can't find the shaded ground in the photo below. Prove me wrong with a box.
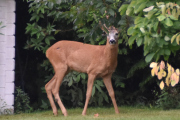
[1,107,180,120]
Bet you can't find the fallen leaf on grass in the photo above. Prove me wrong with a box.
[94,113,99,117]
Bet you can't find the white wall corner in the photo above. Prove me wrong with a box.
[0,0,16,115]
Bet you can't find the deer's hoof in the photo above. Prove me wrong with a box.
[63,112,68,117]
[62,110,68,116]
[53,112,58,116]
[82,112,86,116]
[115,111,120,114]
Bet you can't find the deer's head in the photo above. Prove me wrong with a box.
[101,24,119,45]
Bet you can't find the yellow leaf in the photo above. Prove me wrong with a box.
[171,79,176,87]
[151,68,155,76]
[167,63,172,73]
[162,71,167,77]
[165,77,170,87]
[176,34,180,45]
[170,72,178,87]
[176,69,180,76]
[158,72,163,80]
[154,66,158,75]
[167,71,172,78]
[160,81,164,90]
[161,5,166,15]
[171,33,179,43]
[149,62,158,68]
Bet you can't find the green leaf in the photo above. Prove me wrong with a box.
[45,36,55,45]
[127,27,135,35]
[108,9,115,16]
[68,78,73,87]
[158,49,164,55]
[145,53,155,63]
[76,74,81,82]
[100,7,106,14]
[126,7,134,16]
[157,15,166,21]
[164,49,171,56]
[169,15,178,20]
[146,10,156,19]
[80,73,86,79]
[135,17,143,24]
[164,18,173,26]
[95,84,103,93]
[136,37,143,47]
[102,92,109,103]
[128,34,138,46]
[153,21,159,31]
[134,2,146,14]
[96,80,104,87]
[96,2,103,8]
[119,4,128,15]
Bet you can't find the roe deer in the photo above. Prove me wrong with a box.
[45,24,120,116]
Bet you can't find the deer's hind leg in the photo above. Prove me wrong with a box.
[45,75,58,115]
[52,66,69,116]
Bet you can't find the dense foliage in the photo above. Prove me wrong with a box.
[119,0,180,62]
[21,0,180,111]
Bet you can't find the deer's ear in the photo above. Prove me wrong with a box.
[102,31,107,36]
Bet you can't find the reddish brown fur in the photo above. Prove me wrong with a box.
[45,26,120,116]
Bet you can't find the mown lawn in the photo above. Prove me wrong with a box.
[1,106,180,120]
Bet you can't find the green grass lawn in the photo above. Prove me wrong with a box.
[1,107,180,120]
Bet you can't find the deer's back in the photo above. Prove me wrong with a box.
[46,40,109,74]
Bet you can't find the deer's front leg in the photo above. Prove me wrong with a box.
[103,75,120,114]
[82,74,96,115]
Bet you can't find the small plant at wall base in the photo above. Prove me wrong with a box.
[150,61,180,109]
[0,97,14,115]
[14,87,33,113]
[0,21,5,35]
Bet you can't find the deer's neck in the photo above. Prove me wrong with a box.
[104,43,118,67]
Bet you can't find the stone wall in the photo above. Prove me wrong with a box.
[0,0,15,114]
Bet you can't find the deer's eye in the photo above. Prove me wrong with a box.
[115,33,118,36]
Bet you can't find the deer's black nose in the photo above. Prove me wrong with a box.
[109,39,116,44]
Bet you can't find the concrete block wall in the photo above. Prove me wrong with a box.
[0,0,15,114]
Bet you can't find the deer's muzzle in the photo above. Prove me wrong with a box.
[109,39,116,45]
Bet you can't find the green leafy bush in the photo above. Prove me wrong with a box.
[14,87,33,113]
[156,88,180,109]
